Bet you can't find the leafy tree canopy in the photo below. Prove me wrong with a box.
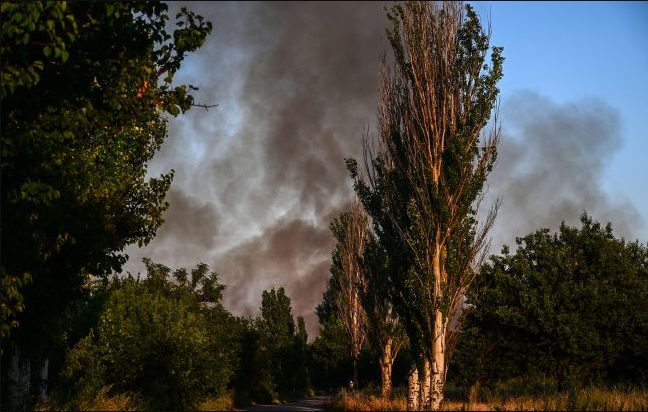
[454,213,648,388]
[0,1,212,340]
[261,287,296,346]
[60,260,236,410]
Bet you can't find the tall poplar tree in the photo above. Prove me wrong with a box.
[329,201,369,388]
[349,2,503,409]
[361,234,407,398]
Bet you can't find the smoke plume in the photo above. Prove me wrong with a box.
[123,3,643,336]
[124,2,389,336]
[485,91,644,253]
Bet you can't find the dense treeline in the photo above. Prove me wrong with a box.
[37,261,311,409]
[322,213,648,406]
[2,1,647,411]
[451,214,648,391]
[2,216,643,409]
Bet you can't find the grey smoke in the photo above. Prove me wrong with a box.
[123,2,643,337]
[125,2,388,336]
[485,91,644,253]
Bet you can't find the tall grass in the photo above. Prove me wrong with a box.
[197,391,235,411]
[484,385,648,411]
[329,383,648,411]
[34,386,141,411]
[34,387,237,411]
[330,388,489,411]
[330,389,406,411]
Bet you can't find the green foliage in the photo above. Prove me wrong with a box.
[349,2,503,374]
[451,213,648,388]
[231,317,275,405]
[0,1,211,343]
[0,271,31,340]
[361,235,407,354]
[231,288,310,405]
[0,1,77,98]
[310,318,352,390]
[261,287,296,346]
[260,287,310,400]
[59,260,236,410]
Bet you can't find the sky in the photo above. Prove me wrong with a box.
[123,2,648,337]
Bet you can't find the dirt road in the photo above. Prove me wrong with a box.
[238,395,332,411]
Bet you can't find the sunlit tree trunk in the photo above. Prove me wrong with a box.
[380,336,395,397]
[350,283,362,388]
[420,358,431,409]
[427,243,446,410]
[430,311,446,410]
[407,364,420,411]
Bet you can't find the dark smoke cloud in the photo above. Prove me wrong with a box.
[125,2,388,336]
[218,217,334,321]
[155,189,221,251]
[123,3,643,337]
[485,91,644,253]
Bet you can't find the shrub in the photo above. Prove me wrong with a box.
[59,261,238,410]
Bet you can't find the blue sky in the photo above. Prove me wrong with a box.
[473,1,648,230]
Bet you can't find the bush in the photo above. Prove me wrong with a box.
[59,261,238,410]
[452,214,648,388]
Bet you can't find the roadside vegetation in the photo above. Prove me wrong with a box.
[329,382,648,411]
[2,1,646,411]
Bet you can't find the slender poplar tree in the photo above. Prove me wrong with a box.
[359,231,406,398]
[348,2,503,409]
[329,200,369,388]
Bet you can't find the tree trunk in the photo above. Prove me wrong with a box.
[430,310,446,410]
[352,356,359,390]
[420,358,431,409]
[8,342,31,411]
[407,364,420,411]
[38,357,49,401]
[380,337,394,398]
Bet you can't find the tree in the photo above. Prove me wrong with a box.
[329,201,369,388]
[313,295,353,391]
[291,315,311,395]
[454,213,648,389]
[1,2,211,407]
[261,287,296,346]
[324,201,406,397]
[348,2,503,409]
[231,317,275,405]
[59,260,237,410]
[259,287,309,400]
[361,235,407,398]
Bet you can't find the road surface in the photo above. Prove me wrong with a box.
[239,395,331,411]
